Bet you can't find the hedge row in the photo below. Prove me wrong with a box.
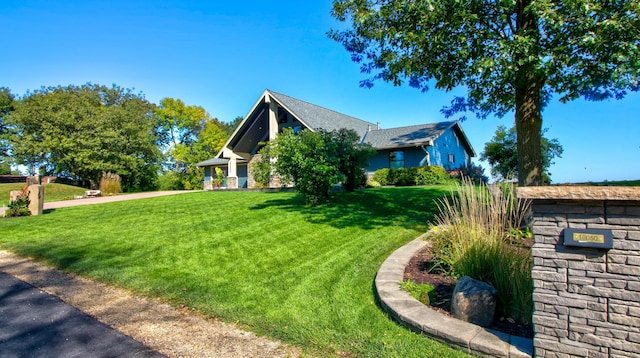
[371,166,451,186]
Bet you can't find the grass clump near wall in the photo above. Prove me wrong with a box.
[0,187,470,357]
[429,179,533,324]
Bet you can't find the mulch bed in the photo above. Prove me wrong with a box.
[403,246,533,339]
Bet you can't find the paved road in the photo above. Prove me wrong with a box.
[0,272,165,358]
[0,190,197,357]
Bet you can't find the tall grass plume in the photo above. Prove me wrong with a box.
[430,178,532,324]
[99,172,122,196]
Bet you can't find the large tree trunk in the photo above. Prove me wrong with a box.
[515,0,544,186]
[515,84,543,186]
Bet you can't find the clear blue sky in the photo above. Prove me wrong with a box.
[2,0,638,183]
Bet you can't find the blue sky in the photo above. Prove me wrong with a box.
[1,0,638,183]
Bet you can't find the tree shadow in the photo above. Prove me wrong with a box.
[250,187,449,230]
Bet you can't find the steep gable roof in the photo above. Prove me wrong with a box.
[268,90,375,135]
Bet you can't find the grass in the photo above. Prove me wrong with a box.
[0,183,87,207]
[0,187,470,357]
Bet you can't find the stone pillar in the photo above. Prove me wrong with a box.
[226,176,237,189]
[517,186,640,358]
[26,176,40,186]
[27,184,44,216]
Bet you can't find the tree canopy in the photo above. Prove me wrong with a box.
[6,84,162,190]
[156,97,228,189]
[0,87,15,174]
[330,0,640,186]
[481,125,563,183]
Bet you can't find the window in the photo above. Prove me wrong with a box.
[390,151,404,169]
[448,153,455,164]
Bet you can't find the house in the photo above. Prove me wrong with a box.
[196,89,476,189]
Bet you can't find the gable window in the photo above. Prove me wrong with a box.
[390,151,404,169]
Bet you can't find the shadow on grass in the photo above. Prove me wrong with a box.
[250,186,450,230]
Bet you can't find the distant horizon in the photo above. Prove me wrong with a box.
[2,0,638,184]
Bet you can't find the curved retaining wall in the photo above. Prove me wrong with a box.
[375,234,533,357]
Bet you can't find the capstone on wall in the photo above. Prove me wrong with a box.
[518,187,640,358]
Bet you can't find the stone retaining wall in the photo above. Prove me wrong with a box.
[518,186,640,358]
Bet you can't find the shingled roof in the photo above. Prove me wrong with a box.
[363,121,475,156]
[268,90,375,135]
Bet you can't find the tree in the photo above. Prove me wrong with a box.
[156,98,228,189]
[6,84,162,190]
[220,116,244,136]
[481,125,563,183]
[253,128,375,204]
[0,87,15,174]
[330,0,640,186]
[322,128,376,191]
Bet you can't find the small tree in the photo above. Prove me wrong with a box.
[252,128,375,205]
[481,125,563,183]
[212,167,225,188]
[320,128,376,192]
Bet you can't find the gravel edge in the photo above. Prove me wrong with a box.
[0,250,303,358]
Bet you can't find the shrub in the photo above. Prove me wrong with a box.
[99,172,122,195]
[372,168,390,185]
[429,178,532,324]
[212,167,225,188]
[415,166,450,185]
[448,163,489,185]
[4,186,31,217]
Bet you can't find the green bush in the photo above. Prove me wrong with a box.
[429,179,532,324]
[5,196,31,217]
[372,168,390,185]
[415,166,450,185]
[372,166,449,186]
[4,186,31,217]
[448,163,489,185]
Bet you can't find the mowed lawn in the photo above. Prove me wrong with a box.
[0,187,469,357]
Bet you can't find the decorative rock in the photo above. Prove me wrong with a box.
[451,276,497,327]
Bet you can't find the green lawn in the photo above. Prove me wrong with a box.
[0,187,469,357]
[0,183,86,206]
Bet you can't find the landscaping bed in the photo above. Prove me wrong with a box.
[403,246,533,338]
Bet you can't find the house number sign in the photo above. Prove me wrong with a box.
[564,228,613,249]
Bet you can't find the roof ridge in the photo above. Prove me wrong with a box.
[266,89,376,126]
[369,120,457,132]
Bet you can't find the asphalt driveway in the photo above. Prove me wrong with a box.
[0,272,165,358]
[0,190,195,357]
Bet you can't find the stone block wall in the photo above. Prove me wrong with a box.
[518,187,640,358]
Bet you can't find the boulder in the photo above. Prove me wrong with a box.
[451,275,497,327]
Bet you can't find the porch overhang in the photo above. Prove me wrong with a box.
[196,158,229,167]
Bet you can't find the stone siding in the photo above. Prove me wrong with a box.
[518,187,640,358]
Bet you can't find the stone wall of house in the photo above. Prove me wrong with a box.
[247,154,260,189]
[247,154,289,189]
[518,186,640,358]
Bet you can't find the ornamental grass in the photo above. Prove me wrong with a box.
[430,178,533,324]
